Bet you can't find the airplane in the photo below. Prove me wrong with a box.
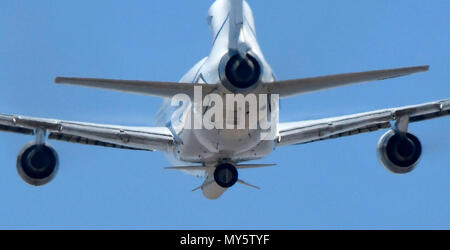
[1,0,448,199]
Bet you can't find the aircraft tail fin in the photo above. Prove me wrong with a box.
[228,0,244,50]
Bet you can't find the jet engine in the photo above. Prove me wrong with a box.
[377,129,422,174]
[201,162,239,200]
[214,162,238,188]
[16,143,59,186]
[219,52,261,92]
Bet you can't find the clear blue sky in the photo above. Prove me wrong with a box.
[0,0,449,229]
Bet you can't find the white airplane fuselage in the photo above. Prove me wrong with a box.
[2,0,446,201]
[157,0,277,167]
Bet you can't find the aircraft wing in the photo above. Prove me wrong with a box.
[0,114,174,151]
[265,65,429,98]
[277,99,450,146]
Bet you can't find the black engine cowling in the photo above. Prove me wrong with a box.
[377,130,422,174]
[16,143,59,186]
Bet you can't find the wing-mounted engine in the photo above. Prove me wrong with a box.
[17,142,59,186]
[377,115,422,174]
[15,129,59,186]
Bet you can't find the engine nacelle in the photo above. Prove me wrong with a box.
[219,51,262,93]
[202,162,239,200]
[377,130,422,174]
[214,162,238,188]
[17,143,59,186]
[202,181,227,200]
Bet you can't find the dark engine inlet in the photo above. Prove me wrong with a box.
[221,52,261,92]
[17,143,59,186]
[214,162,238,188]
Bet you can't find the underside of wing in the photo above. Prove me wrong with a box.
[277,99,450,146]
[48,132,149,151]
[265,65,429,98]
[0,113,175,186]
[0,114,174,151]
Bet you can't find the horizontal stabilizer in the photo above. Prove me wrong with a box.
[165,166,205,171]
[236,164,276,169]
[265,65,429,98]
[55,77,216,98]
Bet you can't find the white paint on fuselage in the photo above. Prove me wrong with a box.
[156,0,278,168]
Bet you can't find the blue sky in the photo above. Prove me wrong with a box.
[0,0,449,229]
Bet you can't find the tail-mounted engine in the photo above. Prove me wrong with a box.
[219,51,262,93]
[377,129,422,174]
[17,142,59,186]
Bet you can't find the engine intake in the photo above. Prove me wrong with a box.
[220,52,261,92]
[213,162,238,188]
[17,143,59,186]
[377,130,422,174]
